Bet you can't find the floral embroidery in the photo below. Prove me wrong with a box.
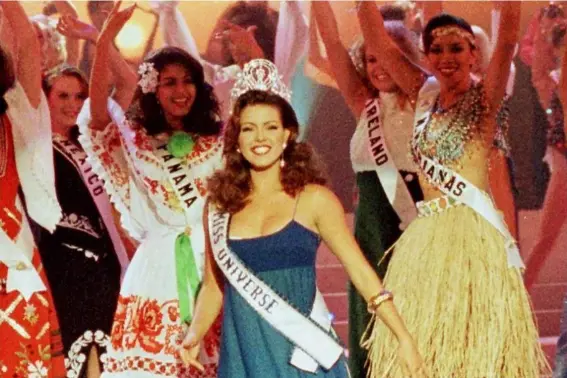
[136,299,165,353]
[27,360,48,378]
[167,306,179,322]
[143,178,160,195]
[23,304,39,325]
[194,178,207,197]
[118,297,166,353]
[164,324,183,356]
[132,127,154,152]
[111,296,133,350]
[13,343,52,377]
[107,295,220,374]
[65,330,109,378]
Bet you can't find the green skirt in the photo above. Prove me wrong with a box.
[348,171,420,378]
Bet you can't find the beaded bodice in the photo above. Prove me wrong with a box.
[412,82,489,167]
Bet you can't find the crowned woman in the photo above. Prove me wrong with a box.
[178,58,425,378]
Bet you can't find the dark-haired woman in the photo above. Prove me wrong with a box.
[355,2,550,376]
[0,1,65,377]
[77,3,222,377]
[179,59,424,378]
[150,0,308,120]
[32,64,129,378]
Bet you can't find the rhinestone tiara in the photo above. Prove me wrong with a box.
[230,59,292,104]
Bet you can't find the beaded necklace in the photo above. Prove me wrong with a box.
[413,82,488,167]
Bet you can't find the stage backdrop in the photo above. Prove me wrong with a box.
[20,1,550,211]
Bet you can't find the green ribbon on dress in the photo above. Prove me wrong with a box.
[175,232,200,324]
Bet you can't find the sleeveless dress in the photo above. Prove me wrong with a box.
[364,79,550,377]
[219,220,349,378]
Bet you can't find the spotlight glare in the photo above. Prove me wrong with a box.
[116,23,144,51]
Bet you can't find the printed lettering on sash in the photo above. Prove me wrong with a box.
[53,135,105,198]
[208,205,344,372]
[51,133,129,271]
[363,98,417,226]
[156,144,201,211]
[411,85,524,268]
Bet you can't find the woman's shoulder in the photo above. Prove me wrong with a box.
[301,184,341,207]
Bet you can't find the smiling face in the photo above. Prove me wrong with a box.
[425,32,477,89]
[365,46,398,93]
[47,75,87,130]
[237,104,291,171]
[155,64,197,127]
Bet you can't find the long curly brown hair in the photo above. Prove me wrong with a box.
[207,90,328,214]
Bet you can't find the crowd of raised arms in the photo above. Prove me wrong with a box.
[1,1,566,377]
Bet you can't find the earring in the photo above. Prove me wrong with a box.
[280,142,287,168]
[236,147,241,153]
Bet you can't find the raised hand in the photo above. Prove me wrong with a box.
[222,20,265,67]
[98,0,136,44]
[57,14,99,43]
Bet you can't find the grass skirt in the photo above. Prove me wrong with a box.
[363,200,550,377]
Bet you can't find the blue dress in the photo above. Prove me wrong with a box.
[219,220,350,378]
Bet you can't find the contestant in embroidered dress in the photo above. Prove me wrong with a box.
[0,1,65,377]
[179,59,425,378]
[356,2,550,376]
[77,3,222,377]
[311,4,425,377]
[32,64,129,378]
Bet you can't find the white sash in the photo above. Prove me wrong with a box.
[413,80,524,268]
[52,134,129,276]
[363,99,417,229]
[208,205,344,372]
[154,143,206,219]
[155,143,208,319]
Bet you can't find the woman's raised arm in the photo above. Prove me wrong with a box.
[311,0,367,116]
[0,0,42,108]
[89,1,136,130]
[356,1,426,103]
[484,2,521,117]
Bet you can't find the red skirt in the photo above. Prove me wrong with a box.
[0,249,66,378]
